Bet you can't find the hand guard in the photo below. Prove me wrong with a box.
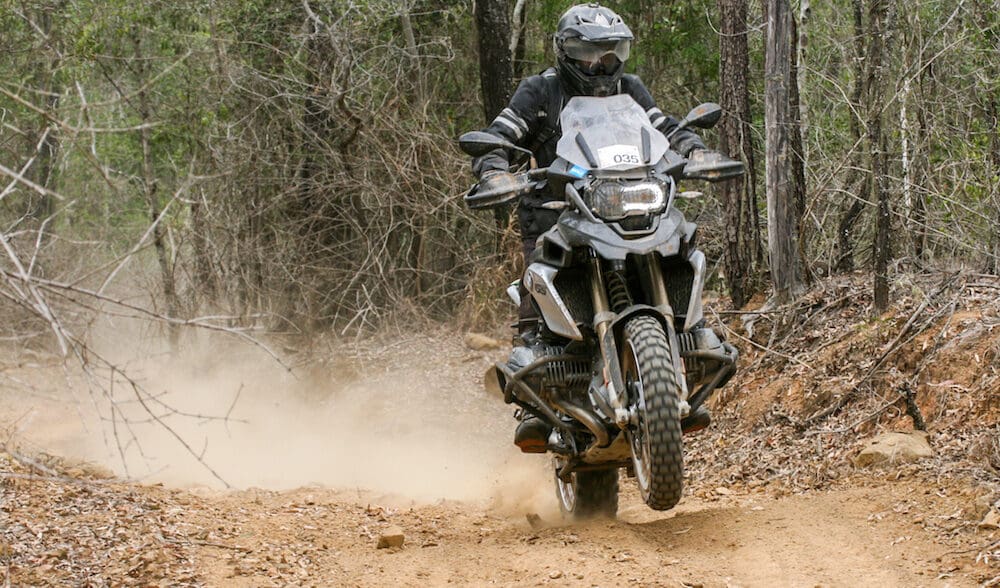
[465,171,535,210]
[682,149,745,182]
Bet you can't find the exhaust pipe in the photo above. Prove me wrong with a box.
[553,400,611,448]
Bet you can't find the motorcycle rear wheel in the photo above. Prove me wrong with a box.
[554,461,619,519]
[622,316,684,510]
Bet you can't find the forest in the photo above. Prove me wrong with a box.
[0,0,997,354]
[2,2,1000,585]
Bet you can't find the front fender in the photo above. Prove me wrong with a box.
[602,304,690,403]
[608,304,673,342]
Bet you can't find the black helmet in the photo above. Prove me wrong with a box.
[553,3,634,97]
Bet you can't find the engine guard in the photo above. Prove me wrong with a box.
[680,340,739,412]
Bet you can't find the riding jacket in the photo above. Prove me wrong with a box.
[473,68,706,240]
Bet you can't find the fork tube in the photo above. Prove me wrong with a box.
[589,253,611,340]
[645,253,674,317]
[645,253,688,403]
[589,252,623,413]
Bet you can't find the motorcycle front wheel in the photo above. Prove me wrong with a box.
[553,459,619,519]
[622,315,685,510]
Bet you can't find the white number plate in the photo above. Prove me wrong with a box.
[597,145,642,169]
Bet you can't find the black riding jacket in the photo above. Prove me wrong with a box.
[473,68,705,240]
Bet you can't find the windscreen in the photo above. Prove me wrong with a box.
[555,94,670,172]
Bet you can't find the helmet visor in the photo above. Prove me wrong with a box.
[562,37,631,63]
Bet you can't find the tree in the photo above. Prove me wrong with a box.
[474,0,514,122]
[717,0,762,308]
[866,0,895,312]
[789,1,809,282]
[764,0,802,303]
[835,0,871,273]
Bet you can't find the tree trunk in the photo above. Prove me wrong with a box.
[976,0,1000,274]
[474,0,514,248]
[989,95,1000,275]
[28,4,63,223]
[399,6,425,102]
[510,0,529,77]
[133,29,179,346]
[867,0,894,312]
[911,64,930,263]
[717,0,762,308]
[835,0,869,273]
[901,8,929,265]
[474,0,513,122]
[789,8,809,283]
[764,0,801,303]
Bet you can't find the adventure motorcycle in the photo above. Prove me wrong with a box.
[459,95,743,517]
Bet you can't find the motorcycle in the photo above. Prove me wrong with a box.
[459,95,743,517]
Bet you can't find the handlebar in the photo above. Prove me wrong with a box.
[463,151,745,211]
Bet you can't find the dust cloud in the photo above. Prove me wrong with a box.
[2,325,554,507]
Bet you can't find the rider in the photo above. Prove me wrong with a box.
[472,3,712,452]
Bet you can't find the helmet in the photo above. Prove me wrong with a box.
[553,3,634,97]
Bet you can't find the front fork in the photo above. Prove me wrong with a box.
[589,251,690,428]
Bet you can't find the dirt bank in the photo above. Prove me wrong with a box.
[2,272,999,586]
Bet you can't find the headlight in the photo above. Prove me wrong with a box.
[586,180,667,220]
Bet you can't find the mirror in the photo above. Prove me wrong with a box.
[684,103,723,129]
[458,131,515,157]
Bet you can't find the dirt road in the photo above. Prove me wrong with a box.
[185,478,981,587]
[1,331,996,586]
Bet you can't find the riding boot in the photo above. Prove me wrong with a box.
[514,413,550,453]
[513,277,540,345]
[681,405,712,434]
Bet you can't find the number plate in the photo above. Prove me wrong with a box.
[597,145,642,169]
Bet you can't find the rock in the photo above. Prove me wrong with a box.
[525,513,545,530]
[464,332,504,351]
[979,509,1000,530]
[376,526,405,549]
[854,432,934,467]
[82,463,116,479]
[549,570,563,579]
[973,494,995,520]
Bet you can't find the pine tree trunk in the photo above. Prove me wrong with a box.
[868,0,895,312]
[28,4,63,223]
[474,0,513,122]
[789,8,809,283]
[474,0,514,247]
[765,0,801,303]
[133,28,179,346]
[717,0,762,308]
[835,0,868,272]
